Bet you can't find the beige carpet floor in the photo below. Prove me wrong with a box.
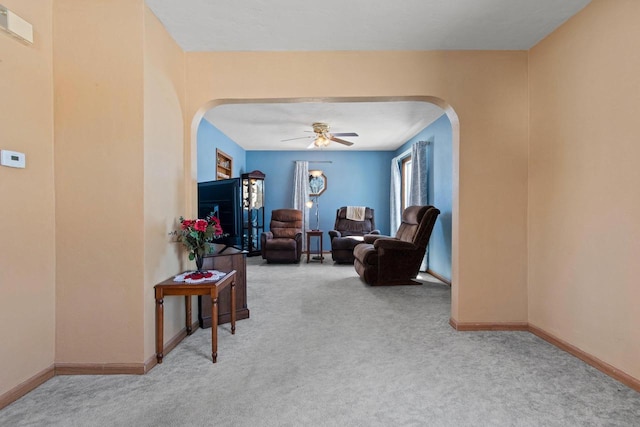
[1,255,639,426]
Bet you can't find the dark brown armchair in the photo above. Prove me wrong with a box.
[260,209,303,263]
[353,205,440,285]
[328,206,380,263]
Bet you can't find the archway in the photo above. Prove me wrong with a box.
[188,96,460,320]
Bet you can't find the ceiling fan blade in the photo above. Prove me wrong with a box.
[331,132,358,137]
[306,141,317,149]
[330,136,354,146]
[281,136,313,142]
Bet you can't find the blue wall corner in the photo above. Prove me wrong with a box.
[395,114,452,281]
[197,119,246,182]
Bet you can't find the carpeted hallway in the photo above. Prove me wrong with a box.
[1,256,639,426]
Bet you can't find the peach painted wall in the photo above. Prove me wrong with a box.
[3,0,635,398]
[0,1,55,398]
[53,0,146,364]
[185,51,530,324]
[143,7,188,360]
[529,0,640,379]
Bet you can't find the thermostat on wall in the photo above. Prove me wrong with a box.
[1,150,26,168]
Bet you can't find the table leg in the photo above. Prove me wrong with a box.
[307,233,311,263]
[320,234,323,264]
[231,279,236,335]
[211,294,218,363]
[185,295,192,335]
[156,297,164,363]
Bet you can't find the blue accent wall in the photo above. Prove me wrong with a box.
[395,114,452,281]
[246,150,394,251]
[197,119,246,182]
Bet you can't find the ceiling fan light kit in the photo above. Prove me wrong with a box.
[285,122,359,149]
[312,133,331,148]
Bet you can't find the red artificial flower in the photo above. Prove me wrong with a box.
[173,213,224,261]
[194,219,207,232]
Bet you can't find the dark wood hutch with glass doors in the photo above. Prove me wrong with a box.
[241,170,265,256]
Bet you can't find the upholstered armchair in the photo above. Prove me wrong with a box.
[260,209,303,263]
[328,206,380,263]
[353,205,440,285]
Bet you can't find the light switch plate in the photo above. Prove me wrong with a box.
[1,150,26,168]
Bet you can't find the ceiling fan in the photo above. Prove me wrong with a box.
[282,122,358,149]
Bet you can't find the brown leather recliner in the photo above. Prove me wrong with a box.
[353,205,440,285]
[260,209,303,263]
[328,207,380,263]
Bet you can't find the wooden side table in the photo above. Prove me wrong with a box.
[306,230,323,263]
[154,270,236,364]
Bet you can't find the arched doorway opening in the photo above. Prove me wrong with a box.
[188,96,460,319]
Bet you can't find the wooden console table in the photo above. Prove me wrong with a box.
[199,248,249,328]
[154,270,236,364]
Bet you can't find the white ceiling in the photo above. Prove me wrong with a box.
[205,101,445,151]
[146,0,591,151]
[145,0,590,52]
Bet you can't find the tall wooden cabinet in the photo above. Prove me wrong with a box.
[198,248,249,327]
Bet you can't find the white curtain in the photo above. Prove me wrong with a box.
[409,140,429,206]
[409,140,430,271]
[292,161,310,249]
[390,155,402,235]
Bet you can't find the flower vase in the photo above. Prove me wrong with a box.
[195,254,204,272]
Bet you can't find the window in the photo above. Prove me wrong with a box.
[401,155,412,211]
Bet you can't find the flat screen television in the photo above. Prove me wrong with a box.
[198,178,242,249]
